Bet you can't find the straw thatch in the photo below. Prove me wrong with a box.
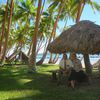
[48,20,100,54]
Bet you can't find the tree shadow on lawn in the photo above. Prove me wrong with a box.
[6,76,100,100]
[0,66,53,91]
[0,66,100,100]
[0,66,65,100]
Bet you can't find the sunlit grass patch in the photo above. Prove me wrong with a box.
[0,64,100,100]
[0,90,41,100]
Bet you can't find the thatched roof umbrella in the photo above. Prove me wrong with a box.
[48,20,100,54]
[48,20,100,74]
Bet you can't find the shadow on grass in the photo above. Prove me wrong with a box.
[0,66,52,91]
[0,65,100,100]
[0,65,63,100]
[40,64,55,67]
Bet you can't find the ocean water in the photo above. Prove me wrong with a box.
[36,53,100,67]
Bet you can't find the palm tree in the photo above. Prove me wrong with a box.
[0,1,8,62]
[29,0,42,72]
[6,24,28,62]
[0,0,14,65]
[36,11,55,65]
[36,0,69,65]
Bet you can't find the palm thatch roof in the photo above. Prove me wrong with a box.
[48,20,100,54]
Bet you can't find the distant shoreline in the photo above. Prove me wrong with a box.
[36,53,100,68]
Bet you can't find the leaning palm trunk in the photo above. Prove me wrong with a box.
[36,39,48,65]
[47,0,66,64]
[6,44,22,62]
[29,0,42,72]
[1,0,14,65]
[52,54,59,64]
[7,44,20,60]
[36,50,47,65]
[48,53,53,63]
[48,0,65,45]
[76,0,85,23]
[38,0,66,65]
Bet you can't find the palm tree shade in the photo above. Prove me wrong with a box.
[48,20,100,74]
[48,20,100,54]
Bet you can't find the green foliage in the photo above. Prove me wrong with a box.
[89,1,100,12]
[39,11,54,39]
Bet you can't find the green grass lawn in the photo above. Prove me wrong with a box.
[0,64,100,100]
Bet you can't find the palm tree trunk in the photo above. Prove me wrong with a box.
[48,1,65,44]
[76,0,85,23]
[36,39,48,65]
[1,0,14,65]
[47,1,66,64]
[48,53,53,63]
[7,44,22,62]
[37,0,66,65]
[36,50,47,65]
[27,42,32,57]
[0,0,9,62]
[7,44,20,60]
[83,54,92,75]
[29,0,42,71]
[52,54,59,64]
[36,39,44,54]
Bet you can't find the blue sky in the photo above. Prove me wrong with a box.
[0,0,6,4]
